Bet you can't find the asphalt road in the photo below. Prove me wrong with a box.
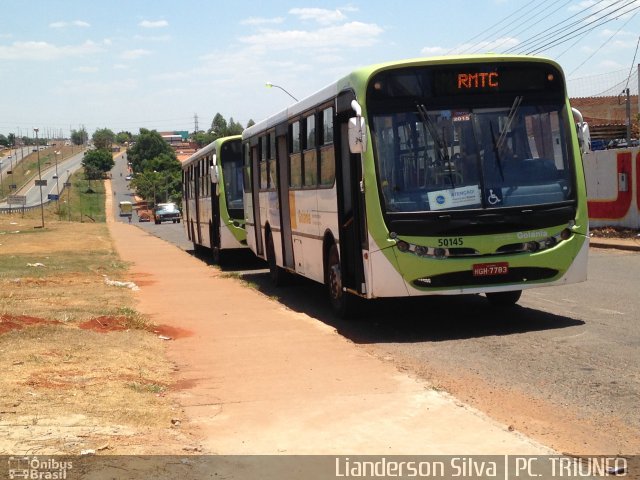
[0,148,86,209]
[113,164,638,454]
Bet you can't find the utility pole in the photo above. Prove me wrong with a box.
[194,113,199,134]
[625,88,631,145]
[34,128,45,228]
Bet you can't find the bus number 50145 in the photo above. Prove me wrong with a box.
[438,237,464,247]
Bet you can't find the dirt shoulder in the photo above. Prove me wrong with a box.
[105,184,553,455]
[0,214,197,455]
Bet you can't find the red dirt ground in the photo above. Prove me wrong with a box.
[0,315,61,335]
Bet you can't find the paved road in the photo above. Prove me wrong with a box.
[0,149,86,209]
[113,166,639,454]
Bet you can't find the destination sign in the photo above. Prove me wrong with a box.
[457,72,499,90]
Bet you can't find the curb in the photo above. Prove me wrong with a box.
[589,240,640,252]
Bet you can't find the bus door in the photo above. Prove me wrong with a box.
[250,143,264,256]
[276,133,295,269]
[336,94,367,296]
[210,155,221,251]
[194,165,202,245]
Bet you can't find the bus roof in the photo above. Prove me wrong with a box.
[182,134,242,169]
[243,53,561,139]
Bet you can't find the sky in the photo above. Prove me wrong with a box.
[2,0,640,138]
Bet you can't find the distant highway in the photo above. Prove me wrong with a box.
[0,150,86,209]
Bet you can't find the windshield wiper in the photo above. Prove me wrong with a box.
[490,121,505,181]
[490,96,523,182]
[496,96,523,152]
[416,104,455,187]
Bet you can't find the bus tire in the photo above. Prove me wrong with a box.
[485,290,522,307]
[212,246,223,266]
[266,231,287,286]
[327,244,356,318]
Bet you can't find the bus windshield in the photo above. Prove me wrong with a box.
[221,140,244,212]
[371,100,575,214]
[369,65,575,213]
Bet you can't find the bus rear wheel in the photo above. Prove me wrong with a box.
[485,290,522,307]
[266,231,287,286]
[327,244,356,318]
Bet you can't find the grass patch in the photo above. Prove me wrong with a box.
[0,200,180,454]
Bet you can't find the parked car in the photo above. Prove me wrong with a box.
[153,202,181,224]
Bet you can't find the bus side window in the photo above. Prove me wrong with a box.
[290,121,302,188]
[320,107,335,186]
[268,132,277,189]
[304,114,318,187]
[243,142,252,193]
[260,135,268,190]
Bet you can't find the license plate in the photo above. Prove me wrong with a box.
[472,262,509,277]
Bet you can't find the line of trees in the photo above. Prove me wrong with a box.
[128,129,182,206]
[81,128,116,180]
[192,113,255,147]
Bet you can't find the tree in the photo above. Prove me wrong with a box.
[0,134,8,147]
[82,149,115,179]
[116,131,133,145]
[246,119,255,128]
[127,129,178,173]
[71,129,88,146]
[193,131,215,148]
[7,133,16,146]
[92,128,116,151]
[227,117,243,135]
[126,128,183,204]
[210,113,228,138]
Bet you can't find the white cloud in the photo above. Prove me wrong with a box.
[0,40,103,60]
[139,20,169,28]
[240,21,383,50]
[448,37,520,54]
[134,34,172,42]
[54,78,139,96]
[120,49,152,60]
[49,20,90,28]
[289,8,347,25]
[75,66,98,73]
[241,17,284,26]
[420,46,448,56]
[598,59,624,70]
[113,64,128,70]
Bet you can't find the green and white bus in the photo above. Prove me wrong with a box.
[182,135,246,263]
[243,55,589,315]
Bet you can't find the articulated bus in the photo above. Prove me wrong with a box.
[243,55,589,316]
[182,135,246,263]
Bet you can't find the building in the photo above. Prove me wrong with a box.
[570,95,639,145]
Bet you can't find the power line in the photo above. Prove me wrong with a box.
[565,10,639,75]
[625,35,640,90]
[505,0,632,54]
[525,1,640,54]
[447,0,541,54]
[470,0,571,54]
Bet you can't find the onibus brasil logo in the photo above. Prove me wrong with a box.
[8,457,73,479]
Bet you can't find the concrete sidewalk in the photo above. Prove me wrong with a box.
[105,187,552,455]
[589,235,640,251]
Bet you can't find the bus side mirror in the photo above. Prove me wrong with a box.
[210,165,219,184]
[348,116,367,154]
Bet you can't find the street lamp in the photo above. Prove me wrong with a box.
[54,151,60,209]
[34,128,45,228]
[265,82,298,102]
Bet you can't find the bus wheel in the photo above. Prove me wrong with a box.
[212,246,223,266]
[266,231,287,286]
[485,290,522,307]
[327,244,356,318]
